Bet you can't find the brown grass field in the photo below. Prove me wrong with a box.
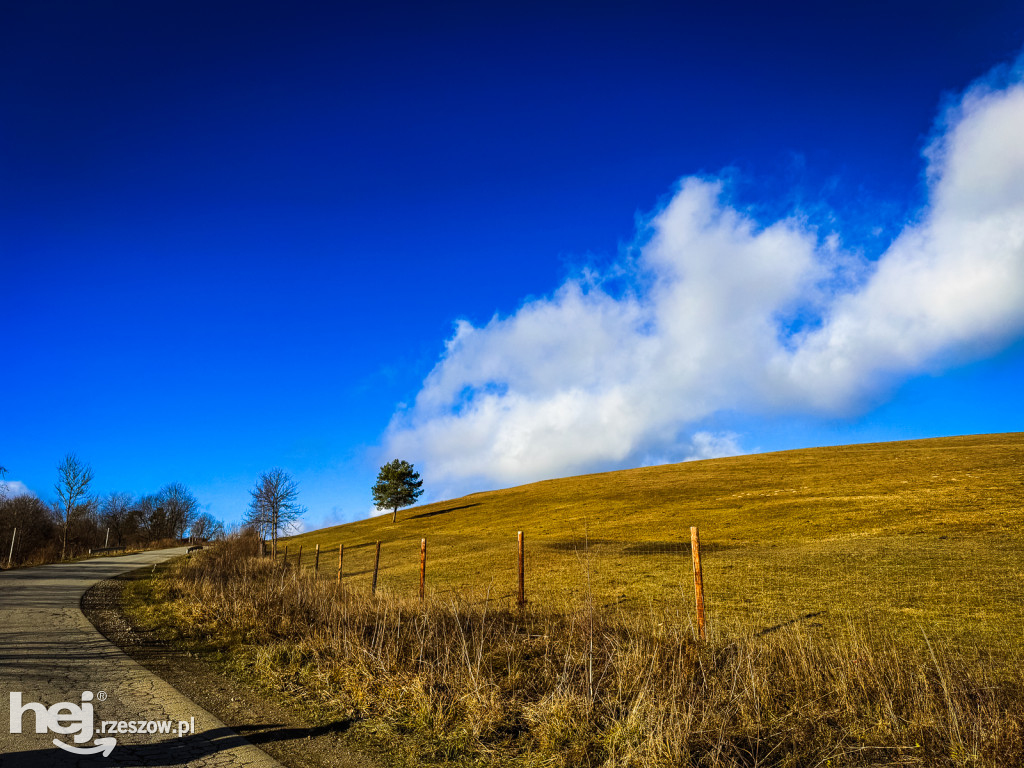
[282,432,1024,650]
[128,433,1024,766]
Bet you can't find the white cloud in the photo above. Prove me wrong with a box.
[777,78,1024,410]
[0,481,35,499]
[284,519,306,535]
[685,432,744,462]
[385,67,1024,496]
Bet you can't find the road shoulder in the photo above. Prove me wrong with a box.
[82,571,384,768]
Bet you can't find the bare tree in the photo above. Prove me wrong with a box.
[54,453,94,560]
[189,511,224,542]
[133,494,160,540]
[1,494,55,566]
[157,482,200,539]
[244,492,271,547]
[100,492,136,547]
[246,468,305,557]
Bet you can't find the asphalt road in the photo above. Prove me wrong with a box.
[0,549,282,767]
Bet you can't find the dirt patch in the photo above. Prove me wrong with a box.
[81,571,385,768]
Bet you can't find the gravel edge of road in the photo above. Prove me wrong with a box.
[81,570,386,768]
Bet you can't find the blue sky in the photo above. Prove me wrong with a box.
[3,1,1024,530]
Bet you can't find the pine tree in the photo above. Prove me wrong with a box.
[372,459,424,523]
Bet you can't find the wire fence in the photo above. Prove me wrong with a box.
[273,528,1024,652]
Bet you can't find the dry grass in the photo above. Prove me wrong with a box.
[131,537,1024,767]
[127,434,1024,765]
[284,433,1024,651]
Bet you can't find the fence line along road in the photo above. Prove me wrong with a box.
[0,548,282,767]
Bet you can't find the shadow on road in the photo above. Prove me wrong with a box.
[0,721,347,767]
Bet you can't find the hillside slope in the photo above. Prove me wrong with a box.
[284,433,1024,646]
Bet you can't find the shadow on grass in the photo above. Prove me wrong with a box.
[544,540,745,554]
[408,503,480,520]
[755,611,826,637]
[544,539,620,551]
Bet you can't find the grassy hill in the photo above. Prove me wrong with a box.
[139,433,1024,765]
[283,433,1024,649]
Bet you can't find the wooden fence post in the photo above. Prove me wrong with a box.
[8,527,16,567]
[371,540,381,595]
[517,531,526,609]
[337,544,344,586]
[690,526,706,640]
[314,543,320,575]
[283,545,288,564]
[420,538,427,601]
[297,545,303,572]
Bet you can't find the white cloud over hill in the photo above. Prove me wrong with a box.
[385,64,1024,494]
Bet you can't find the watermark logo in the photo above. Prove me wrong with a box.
[10,690,114,755]
[9,691,195,756]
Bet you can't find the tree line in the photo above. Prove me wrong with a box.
[1,453,427,567]
[0,454,223,567]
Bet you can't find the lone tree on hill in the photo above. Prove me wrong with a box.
[372,459,424,523]
[246,468,305,557]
